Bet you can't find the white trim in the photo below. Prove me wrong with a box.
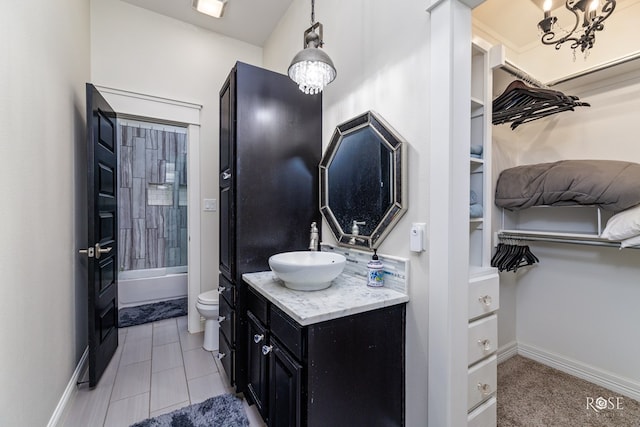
[96,85,202,125]
[47,347,88,427]
[186,123,203,333]
[497,340,518,364]
[518,342,640,401]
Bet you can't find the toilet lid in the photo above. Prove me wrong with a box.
[198,290,219,305]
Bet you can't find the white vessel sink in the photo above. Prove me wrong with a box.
[268,251,346,291]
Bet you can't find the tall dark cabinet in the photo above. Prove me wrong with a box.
[218,62,322,390]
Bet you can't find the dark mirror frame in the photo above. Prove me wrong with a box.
[319,111,407,250]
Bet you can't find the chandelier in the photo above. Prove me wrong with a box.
[288,0,337,95]
[537,0,616,55]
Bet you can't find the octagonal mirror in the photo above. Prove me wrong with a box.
[320,111,407,250]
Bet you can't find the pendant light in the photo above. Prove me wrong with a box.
[288,0,337,95]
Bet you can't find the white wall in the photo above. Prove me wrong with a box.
[264,1,431,424]
[90,0,263,317]
[494,71,640,386]
[0,0,90,425]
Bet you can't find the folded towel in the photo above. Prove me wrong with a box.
[470,203,483,218]
[470,190,478,205]
[470,144,483,156]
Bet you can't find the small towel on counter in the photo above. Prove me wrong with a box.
[470,203,483,218]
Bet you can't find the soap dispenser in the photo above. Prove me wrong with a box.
[367,249,384,287]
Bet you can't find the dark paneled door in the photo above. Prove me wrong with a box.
[84,83,119,388]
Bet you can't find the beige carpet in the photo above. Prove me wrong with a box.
[498,355,640,427]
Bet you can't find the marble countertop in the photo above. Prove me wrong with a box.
[242,271,409,326]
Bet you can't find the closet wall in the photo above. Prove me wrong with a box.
[492,68,640,393]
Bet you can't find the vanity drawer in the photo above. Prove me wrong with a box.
[246,285,268,325]
[468,273,499,321]
[468,395,496,427]
[467,354,497,411]
[219,274,235,307]
[270,305,303,361]
[468,314,497,365]
[219,295,235,344]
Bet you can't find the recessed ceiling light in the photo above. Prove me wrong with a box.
[192,0,227,18]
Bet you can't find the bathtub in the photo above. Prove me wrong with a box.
[118,266,188,308]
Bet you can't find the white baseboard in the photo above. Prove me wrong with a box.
[497,340,518,364]
[518,342,640,402]
[47,347,88,427]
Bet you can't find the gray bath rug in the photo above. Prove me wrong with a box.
[130,394,249,427]
[118,297,188,327]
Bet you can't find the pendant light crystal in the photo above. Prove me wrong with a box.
[288,1,336,95]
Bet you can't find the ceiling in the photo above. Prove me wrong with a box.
[121,0,294,46]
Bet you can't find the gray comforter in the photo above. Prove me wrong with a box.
[495,160,640,212]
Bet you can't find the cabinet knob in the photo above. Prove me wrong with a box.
[254,334,264,344]
[218,286,226,294]
[477,383,491,396]
[217,352,226,360]
[478,339,491,352]
[478,295,492,307]
[218,316,226,324]
[262,345,273,356]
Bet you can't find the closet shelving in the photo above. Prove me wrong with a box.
[490,45,640,251]
[497,206,640,249]
[467,39,500,427]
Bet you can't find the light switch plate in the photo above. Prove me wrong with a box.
[203,198,217,212]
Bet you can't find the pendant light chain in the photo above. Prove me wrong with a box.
[311,0,315,25]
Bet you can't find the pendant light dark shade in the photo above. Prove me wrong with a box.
[288,2,336,95]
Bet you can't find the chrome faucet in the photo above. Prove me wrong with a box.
[309,222,319,251]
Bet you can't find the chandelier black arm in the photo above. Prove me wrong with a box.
[539,3,581,49]
[539,0,616,52]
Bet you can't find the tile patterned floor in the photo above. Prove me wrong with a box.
[61,316,265,426]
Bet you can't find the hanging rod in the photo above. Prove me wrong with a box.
[500,60,549,89]
[547,51,640,87]
[497,229,640,250]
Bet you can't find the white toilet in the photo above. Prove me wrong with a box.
[196,290,220,352]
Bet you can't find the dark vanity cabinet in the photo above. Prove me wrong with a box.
[218,62,322,389]
[245,286,406,427]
